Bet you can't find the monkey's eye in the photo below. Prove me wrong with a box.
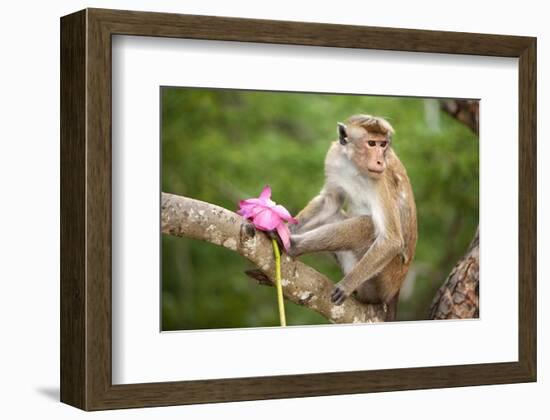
[380,141,388,148]
[367,140,376,147]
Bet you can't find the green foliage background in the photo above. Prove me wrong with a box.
[161,88,478,330]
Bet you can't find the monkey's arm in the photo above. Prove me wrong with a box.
[331,234,402,305]
[292,187,345,234]
[289,216,375,257]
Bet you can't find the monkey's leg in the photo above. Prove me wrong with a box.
[331,237,402,305]
[385,291,399,322]
[289,216,375,257]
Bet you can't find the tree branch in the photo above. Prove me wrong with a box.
[161,192,387,324]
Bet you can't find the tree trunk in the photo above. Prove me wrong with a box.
[429,228,479,319]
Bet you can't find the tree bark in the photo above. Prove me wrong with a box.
[429,228,479,319]
[161,192,387,324]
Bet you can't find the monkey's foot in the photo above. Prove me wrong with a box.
[330,285,348,305]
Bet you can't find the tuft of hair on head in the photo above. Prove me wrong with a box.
[346,114,395,137]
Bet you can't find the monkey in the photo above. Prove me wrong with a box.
[288,114,417,321]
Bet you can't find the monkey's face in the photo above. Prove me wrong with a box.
[346,126,389,179]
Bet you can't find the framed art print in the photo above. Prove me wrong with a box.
[60,8,536,410]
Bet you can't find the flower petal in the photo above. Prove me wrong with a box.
[253,208,281,231]
[276,223,291,251]
[238,210,253,220]
[237,202,254,219]
[240,198,263,206]
[238,198,267,219]
[273,205,298,224]
[249,205,266,218]
[259,185,272,201]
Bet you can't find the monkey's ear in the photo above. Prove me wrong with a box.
[337,122,348,145]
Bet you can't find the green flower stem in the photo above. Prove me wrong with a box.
[271,238,286,327]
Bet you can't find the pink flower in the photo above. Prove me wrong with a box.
[237,185,298,251]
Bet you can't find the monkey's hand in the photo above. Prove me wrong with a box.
[287,236,299,258]
[289,222,301,235]
[287,233,306,258]
[330,283,350,305]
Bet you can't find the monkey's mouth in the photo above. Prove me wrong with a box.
[367,168,384,174]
